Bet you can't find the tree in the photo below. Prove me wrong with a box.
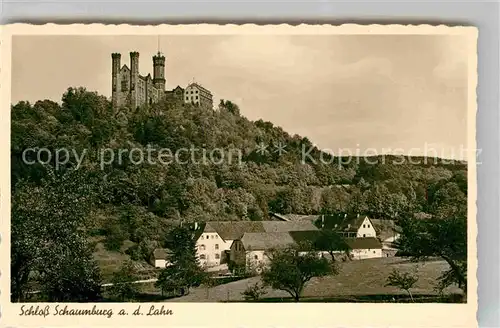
[155,266,187,297]
[261,246,334,302]
[395,214,467,300]
[11,168,101,302]
[39,243,102,302]
[109,261,139,301]
[314,229,351,262]
[385,268,419,302]
[157,226,208,295]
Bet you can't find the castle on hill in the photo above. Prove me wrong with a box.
[111,51,213,109]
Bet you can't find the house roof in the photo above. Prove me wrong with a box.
[203,221,266,241]
[153,248,171,260]
[190,220,319,242]
[270,213,319,223]
[345,237,382,250]
[288,230,323,246]
[261,221,318,233]
[317,214,373,233]
[240,232,295,251]
[186,82,212,95]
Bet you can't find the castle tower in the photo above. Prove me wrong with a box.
[111,53,121,109]
[129,51,140,108]
[152,52,166,93]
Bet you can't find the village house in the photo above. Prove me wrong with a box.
[230,232,295,273]
[187,220,318,269]
[152,248,172,268]
[229,229,384,272]
[317,214,377,238]
[345,237,383,260]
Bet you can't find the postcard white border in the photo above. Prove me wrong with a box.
[0,23,478,328]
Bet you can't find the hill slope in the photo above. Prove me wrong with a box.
[11,87,467,270]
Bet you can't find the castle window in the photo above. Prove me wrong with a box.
[186,97,189,101]
[215,244,219,250]
[121,80,128,91]
[368,224,370,228]
[363,234,366,237]
[196,90,198,93]
[199,254,206,260]
[254,255,258,260]
[363,224,366,228]
[215,254,220,259]
[196,96,198,100]
[200,245,206,251]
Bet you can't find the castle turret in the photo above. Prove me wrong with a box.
[153,52,166,94]
[111,53,121,109]
[130,51,140,108]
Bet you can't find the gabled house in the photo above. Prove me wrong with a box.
[317,214,377,238]
[153,248,173,268]
[230,232,295,273]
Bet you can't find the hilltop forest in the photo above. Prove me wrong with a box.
[11,87,467,301]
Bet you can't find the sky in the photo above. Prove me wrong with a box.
[11,34,470,159]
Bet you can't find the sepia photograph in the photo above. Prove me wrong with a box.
[1,23,477,327]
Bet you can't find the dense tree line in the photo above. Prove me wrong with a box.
[10,87,468,301]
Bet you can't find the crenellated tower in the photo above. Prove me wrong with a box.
[129,51,140,108]
[153,51,166,94]
[111,53,121,109]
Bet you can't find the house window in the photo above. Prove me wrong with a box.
[200,254,206,260]
[215,244,219,250]
[211,235,214,239]
[215,235,218,239]
[368,224,370,228]
[363,224,366,228]
[254,255,258,260]
[373,251,376,254]
[200,245,206,251]
[363,234,366,237]
[196,96,198,100]
[215,254,220,259]
[186,97,189,101]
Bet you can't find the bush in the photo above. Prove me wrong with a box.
[242,282,267,301]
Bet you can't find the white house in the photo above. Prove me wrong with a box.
[345,237,383,260]
[153,248,172,268]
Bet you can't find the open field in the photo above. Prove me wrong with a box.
[167,257,462,302]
